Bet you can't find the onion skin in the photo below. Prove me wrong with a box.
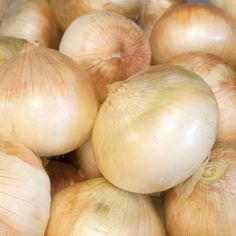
[0,140,50,236]
[0,0,60,48]
[0,43,98,157]
[60,11,150,102]
[46,178,166,236]
[165,145,236,236]
[92,64,218,194]
[150,4,236,66]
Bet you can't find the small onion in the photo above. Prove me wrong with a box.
[165,145,236,236]
[170,52,236,143]
[51,0,145,31]
[0,42,98,157]
[0,139,50,235]
[46,178,166,236]
[60,11,151,102]
[75,138,102,179]
[92,64,218,194]
[46,160,83,196]
[150,4,236,66]
[0,0,60,48]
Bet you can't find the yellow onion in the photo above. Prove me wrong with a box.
[170,52,236,143]
[140,0,184,37]
[0,36,27,64]
[0,0,10,22]
[75,138,102,179]
[0,139,50,235]
[92,64,218,194]
[0,42,98,157]
[165,145,236,236]
[46,160,84,197]
[60,11,151,102]
[150,4,236,66]
[46,177,166,236]
[51,0,145,31]
[0,0,60,48]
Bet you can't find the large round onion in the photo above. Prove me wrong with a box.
[60,11,151,102]
[170,52,236,143]
[165,145,236,236]
[150,4,236,66]
[92,64,218,194]
[0,43,98,157]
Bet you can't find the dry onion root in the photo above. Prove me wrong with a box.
[92,64,218,194]
[0,139,51,236]
[46,178,166,236]
[150,4,236,66]
[60,11,151,102]
[0,42,98,157]
[165,145,236,236]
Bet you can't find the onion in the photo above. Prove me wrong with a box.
[0,36,27,64]
[75,138,102,179]
[46,177,166,236]
[150,4,236,66]
[46,160,84,197]
[60,11,151,102]
[0,0,60,48]
[0,0,10,22]
[0,42,98,157]
[92,64,218,194]
[0,139,50,235]
[170,52,236,143]
[165,145,236,236]
[51,0,145,31]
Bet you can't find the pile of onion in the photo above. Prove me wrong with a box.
[165,144,236,236]
[150,4,236,66]
[0,42,98,157]
[92,64,218,194]
[46,178,166,236]
[60,11,151,102]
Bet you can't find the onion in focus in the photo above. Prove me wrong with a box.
[92,64,218,194]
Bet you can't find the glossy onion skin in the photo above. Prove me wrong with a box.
[92,64,218,194]
[150,4,236,66]
[165,145,236,236]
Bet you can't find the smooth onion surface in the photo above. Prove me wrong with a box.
[165,145,236,236]
[92,64,218,194]
[150,4,236,66]
[46,178,166,236]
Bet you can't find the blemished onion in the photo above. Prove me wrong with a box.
[0,139,50,235]
[0,36,27,64]
[51,0,145,31]
[140,0,184,37]
[46,177,166,236]
[165,145,236,236]
[46,160,84,197]
[60,11,151,102]
[170,52,236,143]
[0,42,98,157]
[150,4,236,66]
[92,64,218,194]
[0,0,60,48]
[75,138,102,179]
[210,0,236,20]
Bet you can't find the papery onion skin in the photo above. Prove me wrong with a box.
[46,160,84,197]
[46,177,166,236]
[170,53,236,143]
[92,64,218,194]
[51,0,145,31]
[0,43,98,157]
[60,11,151,102]
[0,0,60,48]
[165,145,236,236]
[0,140,51,236]
[150,4,236,66]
